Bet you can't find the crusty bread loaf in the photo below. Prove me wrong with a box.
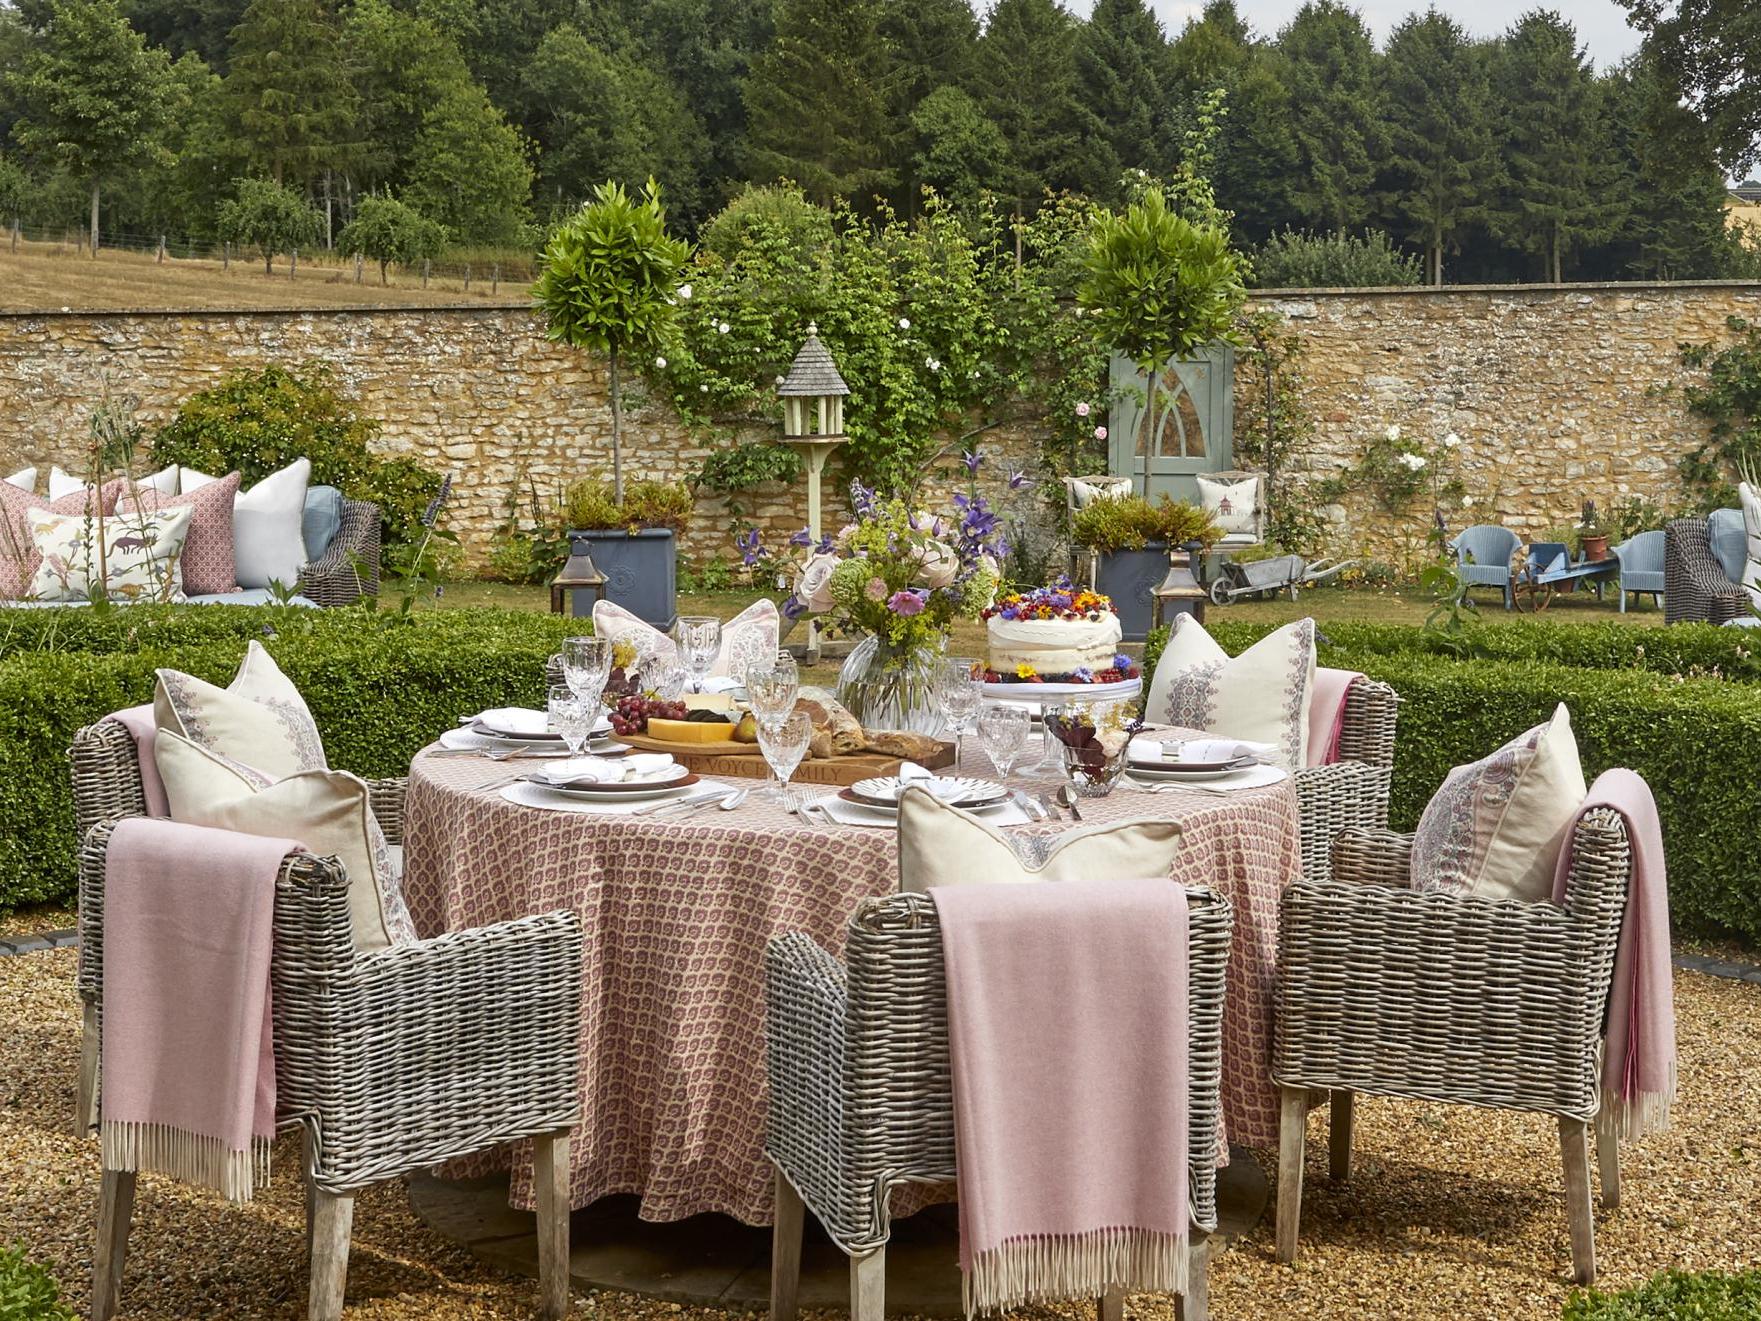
[863,730,946,761]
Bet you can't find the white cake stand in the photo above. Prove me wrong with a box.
[979,676,1145,771]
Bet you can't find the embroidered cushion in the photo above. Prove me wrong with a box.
[155,639,327,779]
[0,478,126,598]
[1145,615,1316,769]
[26,504,192,602]
[897,787,1184,894]
[155,730,415,951]
[120,471,241,596]
[1197,475,1259,537]
[1068,476,1133,508]
[4,467,35,492]
[590,597,781,679]
[1409,704,1588,904]
[185,458,311,590]
[1739,482,1761,608]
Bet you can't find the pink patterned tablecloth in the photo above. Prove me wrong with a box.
[399,749,1301,1223]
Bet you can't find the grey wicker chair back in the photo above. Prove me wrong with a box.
[1290,678,1400,883]
[1271,808,1634,1285]
[1664,515,1750,624]
[297,497,381,607]
[1611,530,1665,612]
[765,885,1233,1321]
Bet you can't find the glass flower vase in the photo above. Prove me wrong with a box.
[835,634,949,736]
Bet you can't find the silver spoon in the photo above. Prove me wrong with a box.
[1056,783,1084,821]
[718,788,750,811]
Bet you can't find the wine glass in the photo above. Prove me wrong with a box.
[647,657,688,703]
[673,616,722,693]
[758,710,813,812]
[562,636,612,701]
[934,656,984,772]
[977,703,1031,780]
[745,651,801,801]
[548,684,594,757]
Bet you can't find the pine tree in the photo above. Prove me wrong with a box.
[346,0,477,192]
[1382,12,1495,285]
[1488,11,1619,283]
[741,0,897,207]
[971,0,1102,215]
[403,80,533,245]
[1075,0,1171,187]
[879,0,977,205]
[223,0,360,192]
[1276,0,1384,232]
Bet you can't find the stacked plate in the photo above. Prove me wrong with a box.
[840,775,1010,814]
[522,754,699,803]
[466,707,614,746]
[1126,737,1275,783]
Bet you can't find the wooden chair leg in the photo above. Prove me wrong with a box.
[770,1170,805,1321]
[534,1134,571,1320]
[1275,1085,1307,1265]
[1175,1234,1209,1321]
[92,1168,135,1321]
[1328,1090,1355,1183]
[1098,1284,1124,1321]
[308,1189,354,1321]
[1559,1118,1596,1285]
[1596,1122,1620,1211]
[76,1002,100,1136]
[850,1247,885,1321]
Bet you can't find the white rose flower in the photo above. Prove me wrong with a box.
[915,540,958,589]
[678,282,693,300]
[794,552,840,614]
[700,383,710,393]
[898,317,911,330]
[1443,432,1461,448]
[654,355,667,369]
[718,321,731,334]
[1385,424,1402,442]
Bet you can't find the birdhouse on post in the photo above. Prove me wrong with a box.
[778,323,852,660]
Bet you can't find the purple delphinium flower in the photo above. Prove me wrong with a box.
[736,528,764,565]
[816,535,835,554]
[788,528,812,548]
[781,595,807,621]
[1113,653,1132,672]
[849,480,877,518]
[887,589,926,616]
[961,449,984,476]
[421,472,455,528]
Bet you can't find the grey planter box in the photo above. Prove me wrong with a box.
[567,528,676,627]
[1093,542,1170,642]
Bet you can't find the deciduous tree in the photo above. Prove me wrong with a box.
[337,193,446,284]
[217,175,320,273]
[403,81,533,246]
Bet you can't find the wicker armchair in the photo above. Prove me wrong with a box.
[766,886,1233,1321]
[1291,679,1400,883]
[1272,812,1633,1284]
[1664,516,1749,625]
[298,497,381,607]
[78,819,582,1321]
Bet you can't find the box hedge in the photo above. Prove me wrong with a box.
[1563,1268,1761,1318]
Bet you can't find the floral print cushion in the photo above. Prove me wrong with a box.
[26,505,193,602]
[120,471,242,597]
[590,598,780,680]
[0,478,127,598]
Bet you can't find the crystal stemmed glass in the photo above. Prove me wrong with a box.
[648,657,688,703]
[977,702,1031,780]
[562,636,612,702]
[673,616,722,693]
[935,656,984,772]
[745,651,801,800]
[758,710,813,812]
[548,684,594,757]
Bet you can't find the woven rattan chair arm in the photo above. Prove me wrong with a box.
[298,499,381,607]
[366,777,407,844]
[764,933,853,1225]
[1329,828,1415,886]
[1291,760,1394,881]
[1334,680,1400,768]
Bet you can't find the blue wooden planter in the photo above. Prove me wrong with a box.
[1093,543,1169,642]
[567,528,676,627]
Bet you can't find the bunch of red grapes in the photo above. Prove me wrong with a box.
[608,694,688,737]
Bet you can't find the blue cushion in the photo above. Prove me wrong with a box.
[1709,508,1746,584]
[302,485,344,562]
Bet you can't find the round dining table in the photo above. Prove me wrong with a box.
[398,746,1302,1223]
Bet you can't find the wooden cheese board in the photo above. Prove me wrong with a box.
[616,731,957,786]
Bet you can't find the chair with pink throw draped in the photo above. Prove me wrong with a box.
[77,818,584,1321]
[764,886,1233,1321]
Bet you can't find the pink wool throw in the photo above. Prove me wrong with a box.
[1305,668,1362,767]
[930,877,1192,1317]
[101,817,298,1202]
[104,705,169,817]
[1551,769,1676,1141]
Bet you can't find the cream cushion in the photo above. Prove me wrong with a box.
[26,504,192,602]
[1409,704,1588,904]
[155,731,414,951]
[1146,615,1316,769]
[186,458,311,590]
[154,639,327,779]
[591,597,780,679]
[1738,481,1761,608]
[1197,474,1259,537]
[46,465,88,501]
[137,465,181,495]
[4,467,35,493]
[1067,476,1133,509]
[897,787,1184,894]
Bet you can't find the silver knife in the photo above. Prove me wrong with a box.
[1011,788,1047,821]
[633,789,727,817]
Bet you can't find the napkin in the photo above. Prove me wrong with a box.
[526,753,675,786]
[1127,735,1272,764]
[808,793,1031,829]
[471,707,552,737]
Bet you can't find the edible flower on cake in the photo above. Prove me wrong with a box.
[980,579,1141,683]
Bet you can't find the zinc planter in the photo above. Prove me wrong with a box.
[567,527,676,626]
[1092,542,1170,642]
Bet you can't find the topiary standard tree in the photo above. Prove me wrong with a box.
[217,176,322,274]
[337,194,446,285]
[532,178,691,504]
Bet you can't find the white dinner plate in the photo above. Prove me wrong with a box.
[1128,763,1258,782]
[521,767,698,801]
[846,775,1009,810]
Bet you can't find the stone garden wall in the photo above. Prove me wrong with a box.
[2,281,1758,573]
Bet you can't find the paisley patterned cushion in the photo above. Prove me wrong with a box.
[591,597,780,679]
[154,640,328,780]
[1409,704,1587,903]
[1146,615,1316,769]
[121,471,241,596]
[0,477,127,598]
[26,504,192,603]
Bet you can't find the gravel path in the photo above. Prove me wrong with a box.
[4,949,1757,1319]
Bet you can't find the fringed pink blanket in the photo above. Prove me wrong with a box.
[105,704,169,817]
[101,817,298,1202]
[930,877,1192,1317]
[1551,769,1676,1141]
[1305,669,1362,767]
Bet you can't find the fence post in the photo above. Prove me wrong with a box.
[464,263,471,292]
[223,241,230,271]
[354,252,363,284]
[492,263,499,294]
[290,247,297,280]
[422,258,429,288]
[156,235,165,263]
[10,220,17,253]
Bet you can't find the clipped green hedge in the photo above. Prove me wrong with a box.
[0,607,578,910]
[1563,1267,1761,1318]
[0,1242,74,1321]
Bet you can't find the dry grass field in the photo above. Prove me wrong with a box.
[0,237,531,312]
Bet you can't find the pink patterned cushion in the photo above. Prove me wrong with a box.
[121,471,241,596]
[0,478,126,599]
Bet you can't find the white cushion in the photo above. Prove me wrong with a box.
[185,459,311,589]
[1068,476,1133,509]
[1739,481,1761,608]
[25,504,192,602]
[155,639,328,779]
[1197,475,1259,537]
[591,597,780,679]
[4,467,35,493]
[136,465,181,495]
[46,465,86,501]
[1409,704,1587,904]
[155,730,414,952]
[897,787,1184,894]
[1146,615,1316,769]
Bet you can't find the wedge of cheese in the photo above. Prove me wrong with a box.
[645,717,737,744]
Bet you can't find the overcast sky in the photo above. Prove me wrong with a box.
[1066,0,1645,69]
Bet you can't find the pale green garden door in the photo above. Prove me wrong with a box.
[1107,345,1235,502]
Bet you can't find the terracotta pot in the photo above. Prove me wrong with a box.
[1580,534,1610,562]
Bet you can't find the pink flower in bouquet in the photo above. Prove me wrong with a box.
[887,589,926,616]
[1076,401,1091,418]
[864,576,888,601]
[794,552,840,613]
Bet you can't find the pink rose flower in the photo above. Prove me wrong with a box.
[1094,425,1108,441]
[1076,401,1091,418]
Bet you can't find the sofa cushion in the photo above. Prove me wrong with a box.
[27,504,193,602]
[302,485,344,562]
[185,459,311,590]
[1709,507,1747,585]
[4,467,35,493]
[0,478,126,598]
[120,471,241,596]
[1197,474,1259,537]
[1738,483,1761,608]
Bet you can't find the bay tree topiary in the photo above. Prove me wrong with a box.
[337,194,446,285]
[532,178,690,505]
[1079,186,1245,465]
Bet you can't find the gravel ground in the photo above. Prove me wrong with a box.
[0,903,76,939]
[4,950,1757,1320]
